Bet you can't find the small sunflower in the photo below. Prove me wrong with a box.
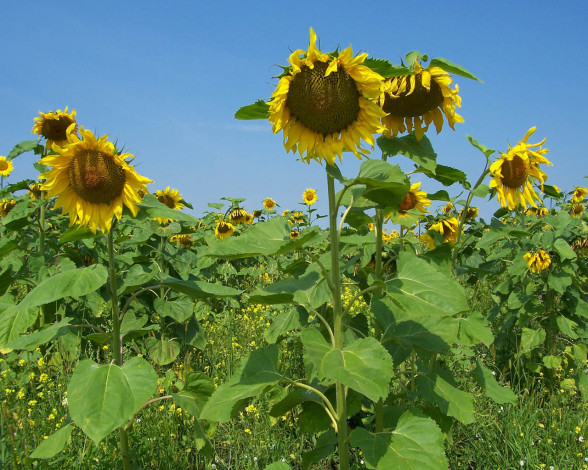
[386,182,431,221]
[489,127,551,210]
[263,198,277,210]
[170,234,193,249]
[244,212,254,224]
[571,187,587,203]
[291,211,305,223]
[269,28,385,166]
[524,250,551,273]
[229,208,248,225]
[0,199,17,217]
[442,202,455,214]
[215,220,235,239]
[0,156,14,177]
[380,59,463,141]
[32,107,78,148]
[423,217,459,249]
[252,210,262,218]
[282,209,290,217]
[28,182,44,201]
[571,203,585,218]
[458,206,479,221]
[38,127,152,233]
[155,186,184,224]
[302,188,318,206]
[289,230,300,240]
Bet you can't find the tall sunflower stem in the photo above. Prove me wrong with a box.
[107,224,131,470]
[373,207,385,433]
[327,172,349,470]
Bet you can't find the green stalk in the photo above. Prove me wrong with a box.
[373,207,385,433]
[106,223,131,470]
[327,172,349,470]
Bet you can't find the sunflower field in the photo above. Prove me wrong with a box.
[1,28,587,470]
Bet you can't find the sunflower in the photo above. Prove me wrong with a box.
[571,204,585,218]
[38,127,152,233]
[386,182,431,221]
[263,198,277,210]
[422,217,459,249]
[458,206,479,221]
[291,211,305,223]
[215,220,235,239]
[0,199,17,217]
[524,250,551,273]
[442,202,455,214]
[229,208,248,225]
[155,186,184,224]
[289,230,300,240]
[282,209,290,217]
[269,28,385,166]
[489,127,551,210]
[252,210,262,218]
[244,212,254,224]
[170,234,193,249]
[28,182,44,201]
[380,60,463,141]
[32,107,78,148]
[571,187,587,203]
[302,188,318,205]
[0,156,14,177]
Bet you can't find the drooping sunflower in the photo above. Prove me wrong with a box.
[263,198,277,210]
[571,187,587,203]
[489,127,551,210]
[170,234,194,249]
[39,127,152,233]
[252,210,262,218]
[302,188,318,206]
[380,59,463,141]
[422,217,459,249]
[215,220,235,239]
[458,206,479,221]
[32,107,78,148]
[0,156,14,177]
[244,212,254,224]
[28,182,44,201]
[442,202,455,214]
[289,230,300,240]
[571,204,585,218]
[524,250,551,273]
[154,186,184,224]
[0,199,17,217]
[229,208,248,225]
[269,28,385,166]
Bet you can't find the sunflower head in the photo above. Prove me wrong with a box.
[459,206,479,221]
[422,217,459,249]
[289,230,300,240]
[523,250,551,273]
[571,203,585,218]
[268,28,385,166]
[154,186,184,225]
[28,182,44,201]
[489,127,551,211]
[0,199,17,218]
[170,234,194,249]
[252,210,262,218]
[229,208,248,225]
[215,220,235,239]
[32,107,78,148]
[291,211,305,223]
[571,187,587,203]
[0,156,14,178]
[442,202,455,214]
[386,182,431,223]
[302,188,318,206]
[380,55,466,141]
[38,127,152,233]
[263,198,277,210]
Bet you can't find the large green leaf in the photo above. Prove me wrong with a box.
[235,100,270,120]
[428,58,482,82]
[385,251,469,317]
[146,337,180,365]
[154,296,193,323]
[457,311,494,347]
[301,429,337,470]
[264,306,308,343]
[466,135,495,158]
[301,328,393,402]
[519,328,546,355]
[68,357,157,443]
[30,423,74,459]
[137,194,200,224]
[377,135,437,172]
[350,410,448,470]
[414,164,468,187]
[4,318,72,351]
[417,369,475,424]
[172,372,215,417]
[553,238,577,261]
[200,345,282,422]
[351,160,410,207]
[363,58,414,78]
[0,305,38,350]
[161,276,241,299]
[471,360,517,405]
[7,140,43,159]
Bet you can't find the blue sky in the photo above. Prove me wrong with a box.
[2,1,586,222]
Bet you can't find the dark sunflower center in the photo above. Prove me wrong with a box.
[0,161,8,171]
[501,155,529,188]
[158,194,177,209]
[286,61,361,136]
[399,192,417,213]
[68,149,126,204]
[217,222,231,234]
[42,117,75,143]
[383,72,444,118]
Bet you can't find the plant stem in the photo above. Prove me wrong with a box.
[327,172,349,470]
[106,224,131,470]
[373,208,385,433]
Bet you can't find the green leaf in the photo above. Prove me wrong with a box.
[200,345,282,422]
[30,423,73,459]
[301,429,337,470]
[172,372,214,417]
[472,184,491,198]
[547,271,572,294]
[542,355,562,370]
[154,296,193,323]
[428,58,482,82]
[553,238,577,261]
[161,276,241,299]
[471,360,517,405]
[0,305,38,350]
[235,100,270,120]
[352,160,410,207]
[264,463,293,470]
[59,226,100,243]
[364,58,413,78]
[519,328,546,355]
[414,164,468,187]
[264,306,308,343]
[457,311,494,347]
[556,315,578,339]
[137,194,200,224]
[417,370,475,424]
[466,135,495,157]
[301,328,393,402]
[377,135,437,172]
[177,317,207,350]
[68,357,157,443]
[350,410,448,470]
[146,337,180,365]
[386,252,469,318]
[7,140,43,160]
[4,318,72,351]
[427,190,451,201]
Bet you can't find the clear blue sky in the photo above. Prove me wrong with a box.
[2,1,586,222]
